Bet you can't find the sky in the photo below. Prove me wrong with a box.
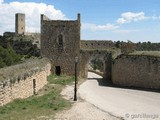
[0,0,160,43]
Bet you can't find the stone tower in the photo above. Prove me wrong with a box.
[41,14,81,76]
[15,13,25,34]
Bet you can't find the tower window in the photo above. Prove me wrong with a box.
[58,34,63,52]
[58,35,63,45]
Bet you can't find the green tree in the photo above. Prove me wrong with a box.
[0,46,21,68]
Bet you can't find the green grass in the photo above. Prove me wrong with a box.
[47,74,74,85]
[0,74,74,120]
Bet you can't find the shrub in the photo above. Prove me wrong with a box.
[0,46,21,68]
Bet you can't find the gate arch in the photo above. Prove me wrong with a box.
[79,50,112,80]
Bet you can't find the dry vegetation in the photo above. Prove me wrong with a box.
[0,58,50,82]
[129,51,160,57]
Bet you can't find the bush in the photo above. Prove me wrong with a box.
[0,46,21,68]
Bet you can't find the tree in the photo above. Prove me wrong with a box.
[0,46,21,68]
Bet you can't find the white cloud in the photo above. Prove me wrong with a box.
[82,23,119,31]
[116,12,147,24]
[151,16,160,20]
[0,0,3,4]
[0,1,66,35]
[82,12,151,32]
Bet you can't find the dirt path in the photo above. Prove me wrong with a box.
[55,85,121,120]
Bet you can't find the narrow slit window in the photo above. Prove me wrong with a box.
[58,34,63,51]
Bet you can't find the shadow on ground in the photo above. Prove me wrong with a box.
[87,77,160,93]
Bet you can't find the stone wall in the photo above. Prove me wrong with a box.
[0,58,51,106]
[81,40,115,50]
[112,55,160,89]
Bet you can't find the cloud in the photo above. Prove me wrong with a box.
[0,0,3,3]
[0,1,66,35]
[82,12,152,32]
[82,23,119,31]
[151,16,160,20]
[116,12,147,24]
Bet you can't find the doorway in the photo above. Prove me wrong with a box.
[55,66,61,75]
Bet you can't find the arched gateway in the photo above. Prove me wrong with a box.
[79,50,112,80]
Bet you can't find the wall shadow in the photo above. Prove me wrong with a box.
[87,77,160,93]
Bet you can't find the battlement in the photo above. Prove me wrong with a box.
[81,40,115,50]
[41,13,80,22]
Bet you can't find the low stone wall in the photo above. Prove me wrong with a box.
[112,55,160,89]
[0,58,51,106]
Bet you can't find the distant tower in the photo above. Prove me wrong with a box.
[15,13,25,34]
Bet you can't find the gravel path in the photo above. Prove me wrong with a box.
[55,84,121,120]
[55,101,120,120]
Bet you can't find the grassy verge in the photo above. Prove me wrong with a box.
[47,75,74,85]
[0,75,74,120]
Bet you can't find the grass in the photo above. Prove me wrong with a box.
[0,74,74,120]
[47,75,74,85]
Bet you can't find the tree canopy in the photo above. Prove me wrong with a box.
[0,46,21,68]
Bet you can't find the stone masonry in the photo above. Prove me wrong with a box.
[112,55,160,89]
[41,14,81,76]
[15,13,25,34]
[79,50,112,79]
[0,58,51,106]
[81,40,115,50]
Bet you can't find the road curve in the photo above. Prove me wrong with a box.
[79,72,160,120]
